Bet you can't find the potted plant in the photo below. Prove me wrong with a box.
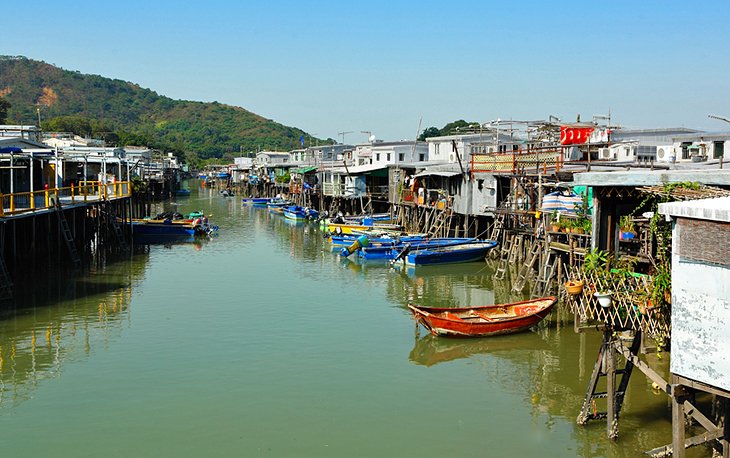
[565,279,584,295]
[619,215,636,240]
[561,218,573,233]
[593,291,613,308]
[581,218,592,235]
[549,212,561,232]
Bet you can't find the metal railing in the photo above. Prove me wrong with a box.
[0,181,131,216]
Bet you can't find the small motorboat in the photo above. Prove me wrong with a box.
[175,189,191,197]
[284,206,319,222]
[392,240,498,266]
[358,238,476,260]
[242,197,273,207]
[407,297,557,338]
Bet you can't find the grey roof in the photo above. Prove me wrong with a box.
[573,169,730,187]
[659,197,730,223]
[672,131,730,141]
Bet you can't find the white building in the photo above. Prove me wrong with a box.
[254,151,290,168]
[426,132,520,166]
[658,196,730,392]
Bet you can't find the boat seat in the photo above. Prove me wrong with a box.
[469,311,495,322]
[444,312,463,321]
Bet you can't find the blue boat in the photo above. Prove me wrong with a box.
[175,189,191,197]
[242,197,273,207]
[130,217,219,237]
[266,198,291,214]
[359,238,477,260]
[393,240,499,266]
[330,235,409,246]
[131,220,196,236]
[284,206,319,222]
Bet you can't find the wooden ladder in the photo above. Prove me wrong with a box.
[56,205,82,269]
[101,204,128,251]
[489,211,505,242]
[512,239,542,293]
[577,331,641,440]
[0,253,13,300]
[428,209,449,238]
[493,235,514,280]
[530,252,558,298]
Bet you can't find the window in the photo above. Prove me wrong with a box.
[398,153,404,162]
[387,153,391,161]
[434,144,440,155]
[714,141,724,159]
[376,153,381,161]
[419,153,425,162]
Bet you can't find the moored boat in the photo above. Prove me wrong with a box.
[327,221,404,235]
[284,205,319,221]
[393,240,498,266]
[407,297,557,337]
[359,238,476,260]
[175,189,191,197]
[242,197,273,207]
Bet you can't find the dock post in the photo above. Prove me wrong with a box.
[606,335,617,439]
[672,376,687,458]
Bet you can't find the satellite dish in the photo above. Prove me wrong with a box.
[368,134,376,142]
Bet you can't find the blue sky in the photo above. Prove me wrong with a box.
[2,0,730,142]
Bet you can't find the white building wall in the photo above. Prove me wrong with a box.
[671,258,730,391]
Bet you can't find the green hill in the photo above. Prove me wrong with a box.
[0,56,321,163]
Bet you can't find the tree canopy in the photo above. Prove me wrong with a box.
[418,119,481,140]
[0,97,10,124]
[0,56,322,160]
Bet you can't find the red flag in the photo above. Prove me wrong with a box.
[560,126,595,145]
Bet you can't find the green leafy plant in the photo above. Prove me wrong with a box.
[581,218,592,234]
[583,248,609,275]
[619,215,635,234]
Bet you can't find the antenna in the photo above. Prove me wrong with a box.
[338,131,353,144]
[708,114,730,124]
[361,131,373,143]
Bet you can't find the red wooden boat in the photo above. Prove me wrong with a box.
[407,296,557,338]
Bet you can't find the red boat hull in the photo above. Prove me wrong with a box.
[407,297,557,338]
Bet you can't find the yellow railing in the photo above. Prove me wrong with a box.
[0,181,131,216]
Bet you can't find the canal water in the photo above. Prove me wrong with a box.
[0,183,704,457]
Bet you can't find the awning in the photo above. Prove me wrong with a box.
[292,166,318,174]
[414,170,462,178]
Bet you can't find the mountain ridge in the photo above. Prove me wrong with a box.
[0,56,320,162]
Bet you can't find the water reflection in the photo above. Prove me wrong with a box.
[0,259,144,408]
[409,332,552,367]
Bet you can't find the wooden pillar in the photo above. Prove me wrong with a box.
[606,336,618,439]
[720,398,730,458]
[672,375,687,458]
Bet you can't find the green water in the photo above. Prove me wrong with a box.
[0,184,705,457]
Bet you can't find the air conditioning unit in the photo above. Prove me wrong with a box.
[656,146,674,163]
[449,153,456,162]
[598,147,615,160]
